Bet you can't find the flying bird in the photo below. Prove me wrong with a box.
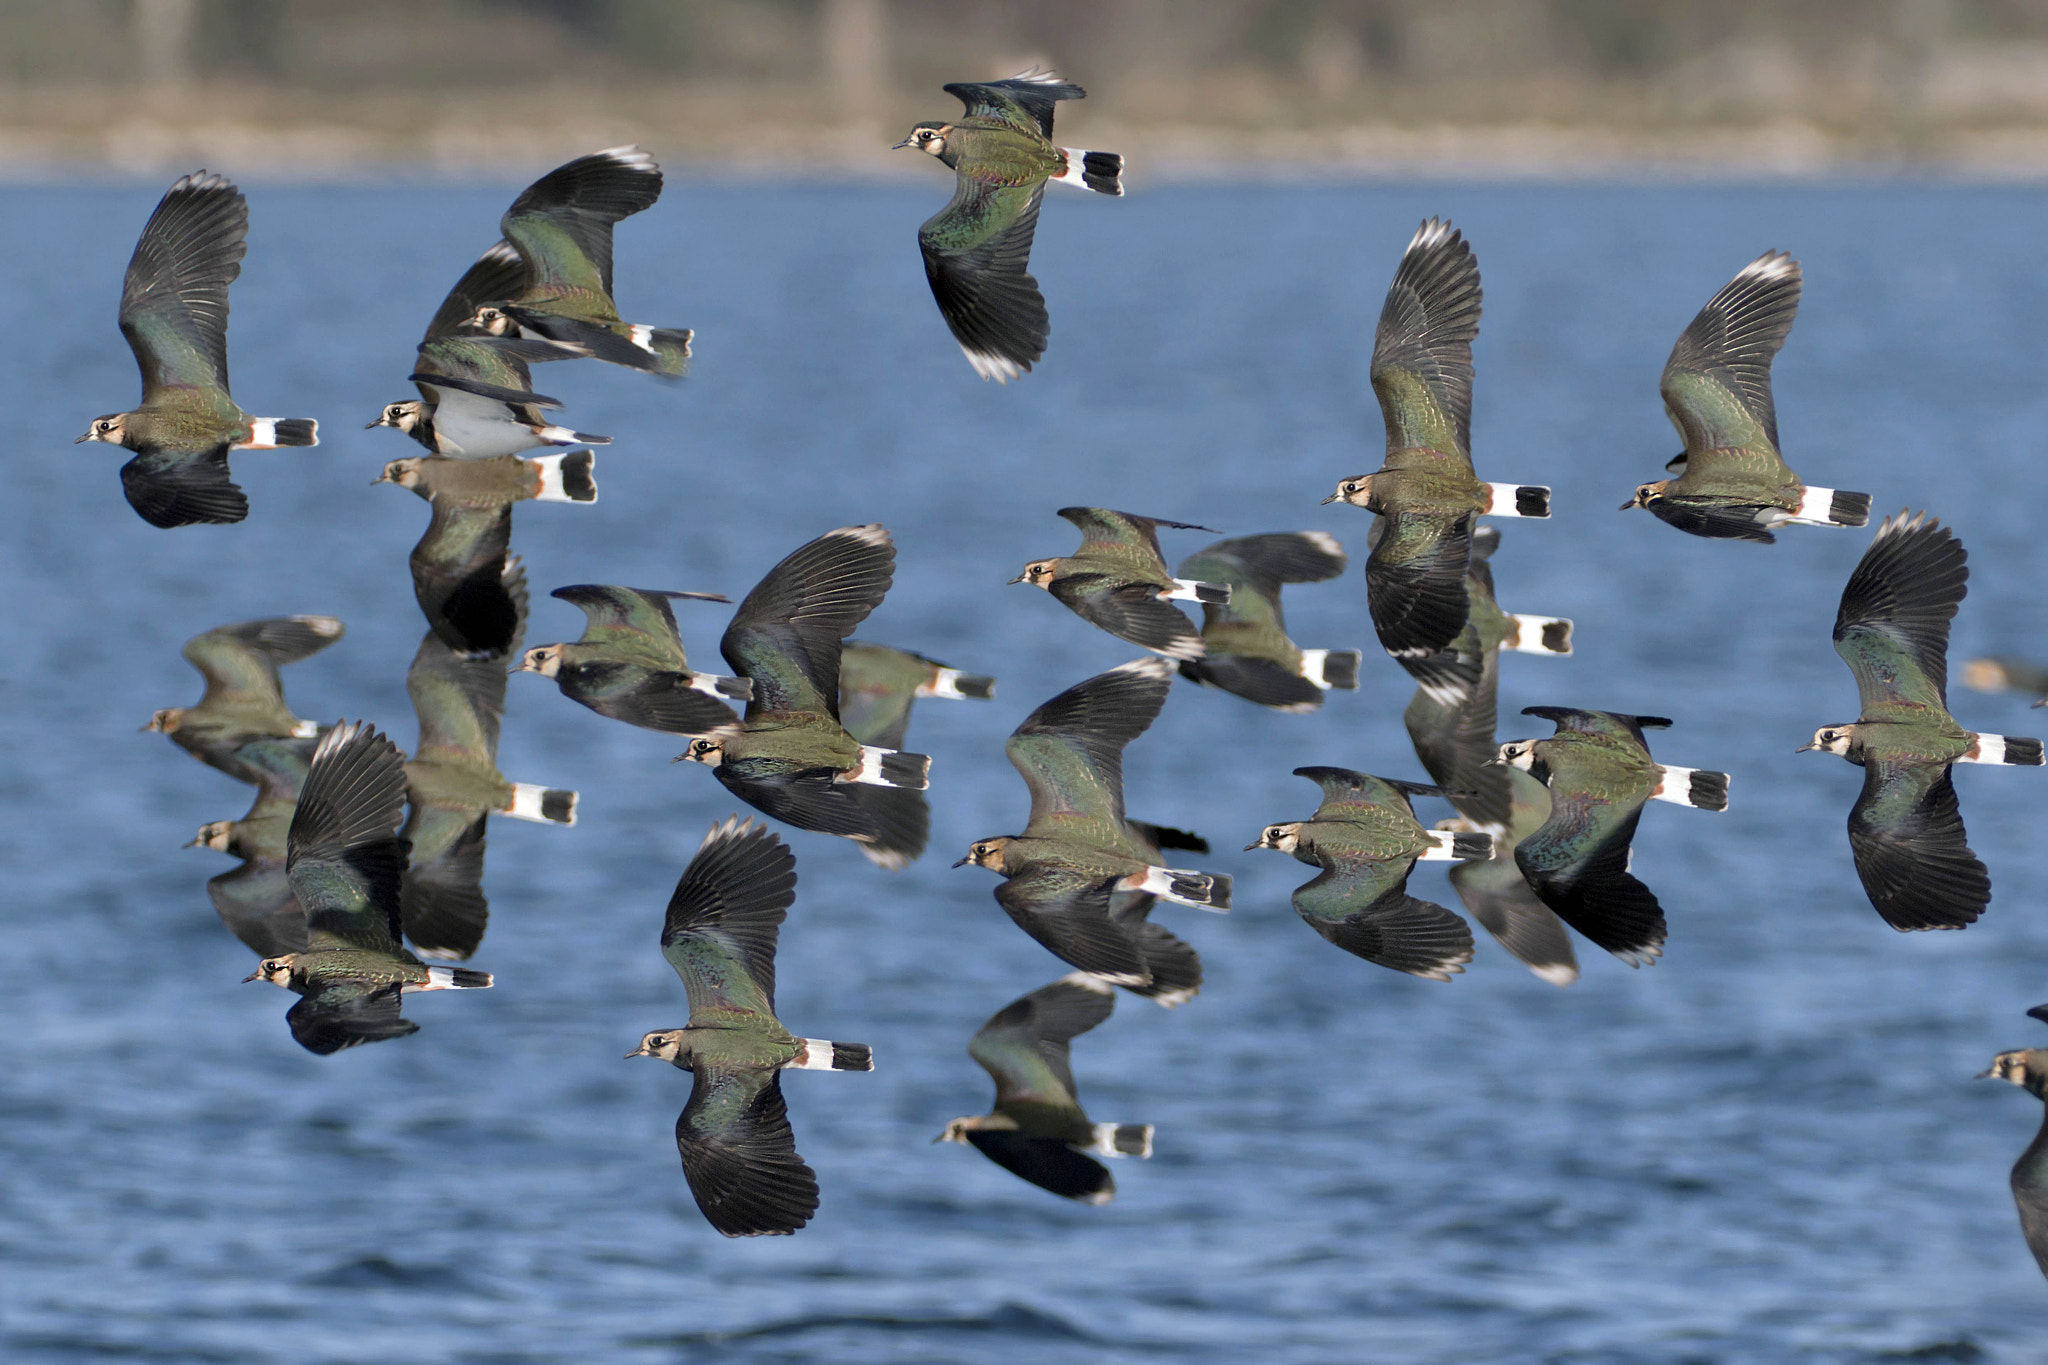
[1981,1003,2048,1282]
[627,817,873,1237]
[146,615,342,784]
[835,642,997,871]
[188,737,313,959]
[1013,508,1228,661]
[80,171,318,527]
[896,70,1121,381]
[1173,531,1360,711]
[520,585,750,737]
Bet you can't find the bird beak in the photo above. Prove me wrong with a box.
[929,1132,948,1144]
[625,1045,652,1059]
[183,835,203,848]
[1242,840,1264,851]
[891,135,915,150]
[363,419,381,430]
[670,753,688,763]
[73,433,91,444]
[1794,742,1817,753]
[1319,492,1340,505]
[1618,498,1638,511]
[1006,573,1027,585]
[1976,1065,1998,1079]
[1482,757,1504,767]
[2033,698,2046,709]
[951,855,973,868]
[241,968,264,983]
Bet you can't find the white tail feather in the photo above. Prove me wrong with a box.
[289,719,319,739]
[531,453,579,503]
[917,668,977,700]
[1163,579,1230,604]
[1650,765,1730,810]
[1776,485,1839,527]
[1299,649,1335,689]
[503,782,577,825]
[1502,614,1574,656]
[1126,865,1229,912]
[1483,482,1551,518]
[532,424,583,446]
[1417,830,1462,861]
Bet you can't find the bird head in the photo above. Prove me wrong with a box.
[1322,475,1372,507]
[676,736,725,767]
[627,1029,686,1062]
[243,955,298,987]
[1979,1048,2048,1099]
[467,306,516,337]
[1492,740,1537,771]
[77,413,126,445]
[519,645,563,679]
[893,123,952,159]
[1009,561,1057,589]
[187,821,235,853]
[1620,482,1666,512]
[953,837,1011,872]
[1797,725,1855,756]
[369,401,421,434]
[375,457,423,490]
[1244,822,1302,853]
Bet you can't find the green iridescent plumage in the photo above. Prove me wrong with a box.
[147,615,341,784]
[522,584,746,737]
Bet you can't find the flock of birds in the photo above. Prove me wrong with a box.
[79,70,2048,1260]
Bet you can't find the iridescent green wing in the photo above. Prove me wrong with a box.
[1659,252,1799,479]
[422,241,528,340]
[1293,766,1439,824]
[1177,532,1342,647]
[944,72,1086,137]
[1060,507,1205,574]
[1008,659,1172,843]
[1365,512,1472,660]
[119,172,246,407]
[1370,219,1479,462]
[183,615,344,710]
[969,976,1113,1113]
[285,723,410,952]
[918,178,1048,378]
[499,146,662,301]
[411,503,520,658]
[721,525,894,718]
[1522,707,1670,751]
[406,570,521,765]
[838,642,928,749]
[674,1068,817,1237]
[552,584,726,668]
[660,818,791,1023]
[1833,512,1964,718]
[411,335,569,408]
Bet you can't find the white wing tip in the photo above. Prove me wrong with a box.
[961,346,1025,383]
[1055,971,1118,996]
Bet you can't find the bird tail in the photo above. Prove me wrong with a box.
[1419,828,1495,862]
[1125,866,1231,912]
[1650,765,1731,810]
[502,783,579,825]
[786,1039,874,1071]
[1781,485,1873,528]
[411,965,494,991]
[1053,147,1124,195]
[531,423,611,447]
[916,667,996,701]
[688,671,754,701]
[1297,648,1360,690]
[531,450,599,504]
[1086,1122,1153,1158]
[1482,482,1551,518]
[1163,578,1231,605]
[1501,613,1574,655]
[841,746,931,790]
[233,418,320,449]
[1959,734,2046,765]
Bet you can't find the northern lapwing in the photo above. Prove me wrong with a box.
[627,817,873,1238]
[1800,512,2042,931]
[1173,531,1360,711]
[835,642,998,872]
[1622,251,1870,542]
[1439,765,1580,987]
[676,526,930,857]
[1326,219,1550,661]
[80,171,319,527]
[188,737,311,959]
[1247,767,1489,981]
[401,565,574,961]
[957,659,1230,989]
[1963,656,2048,707]
[520,585,750,737]
[1980,1004,2048,1281]
[244,722,491,1055]
[1397,525,1572,837]
[147,614,342,784]
[370,242,608,458]
[465,147,692,377]
[937,974,1151,1204]
[895,69,1121,381]
[377,452,596,658]
[1013,507,1228,661]
[1496,708,1730,966]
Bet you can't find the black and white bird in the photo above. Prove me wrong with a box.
[936,974,1151,1204]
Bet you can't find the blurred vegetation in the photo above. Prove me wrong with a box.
[9,0,2048,173]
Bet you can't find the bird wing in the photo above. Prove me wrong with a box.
[1007,659,1172,841]
[551,584,715,659]
[285,722,411,953]
[1291,855,1475,979]
[397,808,490,961]
[918,178,1048,379]
[711,765,880,843]
[943,72,1086,136]
[120,449,247,528]
[1365,512,1472,659]
[206,859,308,959]
[1659,251,1799,469]
[674,1067,818,1238]
[183,615,343,710]
[118,172,246,403]
[721,525,894,718]
[1521,706,1670,749]
[412,335,572,406]
[661,817,792,1022]
[1058,506,1214,570]
[1292,766,1440,823]
[285,984,418,1055]
[1370,218,1480,462]
[1833,511,1965,716]
[1048,576,1205,661]
[1846,758,1989,931]
[1402,639,1511,834]
[994,868,1151,984]
[499,146,662,301]
[411,503,520,658]
[407,620,513,765]
[422,241,530,341]
[969,975,1114,1111]
[1514,790,1664,965]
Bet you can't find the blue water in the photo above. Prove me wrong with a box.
[5,179,2048,1363]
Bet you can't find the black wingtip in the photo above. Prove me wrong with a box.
[2027,1003,2048,1026]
